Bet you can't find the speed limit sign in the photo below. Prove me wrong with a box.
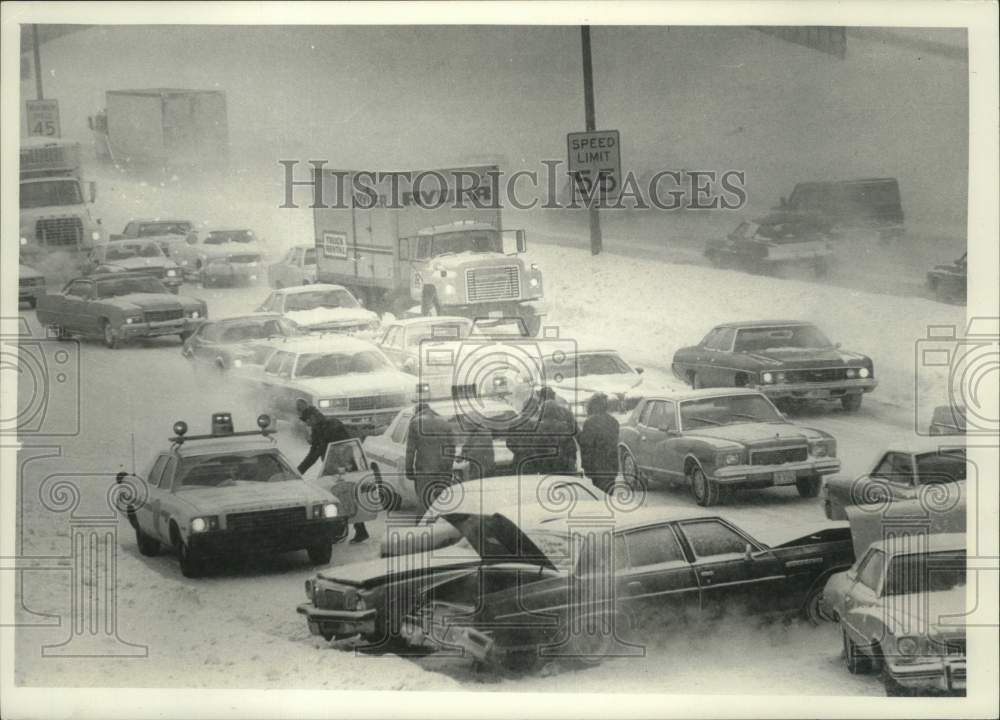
[26,99,61,138]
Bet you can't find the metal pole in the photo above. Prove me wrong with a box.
[32,24,44,100]
[581,26,602,255]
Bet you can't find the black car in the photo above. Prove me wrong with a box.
[297,503,854,670]
[705,213,834,276]
[181,312,303,372]
[926,253,966,303]
[671,320,877,411]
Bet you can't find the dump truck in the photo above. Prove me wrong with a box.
[312,165,545,335]
[19,137,104,277]
[89,88,228,169]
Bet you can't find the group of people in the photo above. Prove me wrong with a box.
[295,386,623,541]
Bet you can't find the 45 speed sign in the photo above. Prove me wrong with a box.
[26,99,61,138]
[567,129,621,203]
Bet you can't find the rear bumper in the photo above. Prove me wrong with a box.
[713,457,841,487]
[755,378,877,400]
[886,657,966,692]
[120,317,202,338]
[298,604,377,638]
[188,518,347,556]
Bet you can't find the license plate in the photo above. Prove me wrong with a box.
[804,389,831,399]
[774,470,797,485]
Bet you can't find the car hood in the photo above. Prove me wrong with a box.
[174,479,332,513]
[106,257,178,270]
[885,588,967,642]
[684,422,820,445]
[284,307,378,328]
[317,544,481,587]
[19,264,44,279]
[107,293,199,311]
[200,241,263,258]
[441,512,558,572]
[738,347,870,368]
[550,373,643,400]
[293,370,413,398]
[428,252,522,272]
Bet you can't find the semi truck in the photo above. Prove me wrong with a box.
[312,165,545,335]
[89,88,228,169]
[19,137,103,277]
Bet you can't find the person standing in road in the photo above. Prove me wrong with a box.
[405,402,457,513]
[298,404,370,544]
[508,386,578,475]
[577,393,620,494]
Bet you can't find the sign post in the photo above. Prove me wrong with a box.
[26,99,61,138]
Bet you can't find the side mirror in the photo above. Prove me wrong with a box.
[635,367,644,375]
[743,543,755,562]
[88,182,97,203]
[515,229,527,253]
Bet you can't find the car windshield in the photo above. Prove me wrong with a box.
[407,321,471,346]
[218,318,299,343]
[545,352,631,380]
[204,230,255,245]
[106,242,164,261]
[430,230,501,256]
[468,318,530,337]
[733,324,833,352]
[884,551,966,596]
[96,277,170,297]
[138,222,191,237]
[284,289,359,312]
[525,530,580,572]
[20,179,83,208]
[294,351,390,378]
[304,248,317,265]
[680,394,783,429]
[915,450,967,484]
[177,450,297,488]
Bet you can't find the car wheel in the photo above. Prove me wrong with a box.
[177,538,204,578]
[135,527,161,557]
[562,612,615,668]
[688,464,720,507]
[307,544,333,565]
[801,583,831,625]
[843,629,872,674]
[841,394,863,412]
[619,447,643,490]
[101,319,120,349]
[796,475,822,498]
[882,665,911,697]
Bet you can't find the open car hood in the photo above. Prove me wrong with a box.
[441,512,557,572]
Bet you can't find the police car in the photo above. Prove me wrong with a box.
[128,412,345,577]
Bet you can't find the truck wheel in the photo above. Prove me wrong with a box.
[102,319,120,349]
[421,289,440,316]
[689,464,721,507]
[841,394,863,412]
[135,527,161,557]
[307,544,333,565]
[796,475,822,498]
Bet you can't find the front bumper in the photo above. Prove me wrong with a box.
[120,317,203,338]
[400,616,495,662]
[886,657,966,692]
[755,378,877,400]
[188,518,347,557]
[19,284,45,302]
[298,604,377,639]
[713,457,841,487]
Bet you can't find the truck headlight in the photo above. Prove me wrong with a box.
[444,283,455,296]
[858,367,870,378]
[323,503,339,518]
[529,277,539,288]
[717,451,741,466]
[166,269,178,277]
[90,231,101,242]
[897,636,920,656]
[188,310,201,319]
[761,372,774,384]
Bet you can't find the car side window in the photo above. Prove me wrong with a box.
[638,401,657,427]
[856,549,886,592]
[679,520,750,559]
[68,281,93,299]
[624,525,686,567]
[889,453,915,484]
[147,455,169,489]
[705,327,735,351]
[390,413,412,444]
[278,353,296,379]
[645,401,676,431]
[870,453,894,479]
[389,327,406,349]
[159,457,177,490]
[264,351,286,375]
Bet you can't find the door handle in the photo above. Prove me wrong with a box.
[626,581,643,595]
[639,435,647,442]
[699,570,715,578]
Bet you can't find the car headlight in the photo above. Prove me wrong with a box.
[124,316,141,325]
[897,636,920,656]
[845,368,857,378]
[809,440,829,457]
[166,269,178,277]
[444,283,455,296]
[774,372,786,383]
[858,367,870,379]
[352,595,367,611]
[493,376,508,388]
[529,277,539,287]
[189,310,201,319]
[191,516,218,533]
[717,451,741,466]
[90,230,101,241]
[20,237,28,245]
[323,503,339,518]
[305,579,315,602]
[317,398,349,410]
[761,372,774,384]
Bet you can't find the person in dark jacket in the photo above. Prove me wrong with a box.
[508,387,578,475]
[298,404,369,543]
[460,422,496,481]
[577,393,620,494]
[405,402,457,512]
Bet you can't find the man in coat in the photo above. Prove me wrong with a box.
[508,386,578,475]
[577,393,620,494]
[405,402,457,512]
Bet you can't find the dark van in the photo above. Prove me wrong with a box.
[777,178,904,238]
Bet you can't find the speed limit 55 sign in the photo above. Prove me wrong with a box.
[26,99,61,138]
[567,129,621,203]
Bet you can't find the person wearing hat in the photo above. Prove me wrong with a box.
[404,402,457,513]
[577,392,619,494]
[297,403,370,544]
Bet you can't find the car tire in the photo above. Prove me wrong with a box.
[562,612,615,668]
[689,464,721,507]
[619,447,644,490]
[135,527,161,557]
[882,665,910,697]
[177,539,204,578]
[307,544,333,565]
[841,394,863,412]
[101,319,120,349]
[796,475,822,498]
[801,583,831,625]
[843,629,872,675]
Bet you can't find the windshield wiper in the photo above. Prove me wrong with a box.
[687,416,723,426]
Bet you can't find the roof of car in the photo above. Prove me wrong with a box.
[206,312,284,323]
[382,316,471,328]
[257,334,380,355]
[168,433,280,458]
[82,272,165,282]
[543,348,627,358]
[127,218,193,224]
[203,228,254,234]
[869,532,966,555]
[103,238,162,246]
[273,283,349,295]
[713,320,816,329]
[640,387,766,402]
[873,437,966,456]
[399,397,518,421]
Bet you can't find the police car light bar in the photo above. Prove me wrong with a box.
[169,413,276,444]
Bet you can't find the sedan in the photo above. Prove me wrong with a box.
[181,312,303,373]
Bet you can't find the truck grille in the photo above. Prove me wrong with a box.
[228,254,260,264]
[466,266,519,302]
[750,446,808,465]
[227,506,306,532]
[143,309,183,323]
[36,218,83,247]
[349,393,407,412]
[19,276,45,288]
[783,368,848,383]
[945,639,966,656]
